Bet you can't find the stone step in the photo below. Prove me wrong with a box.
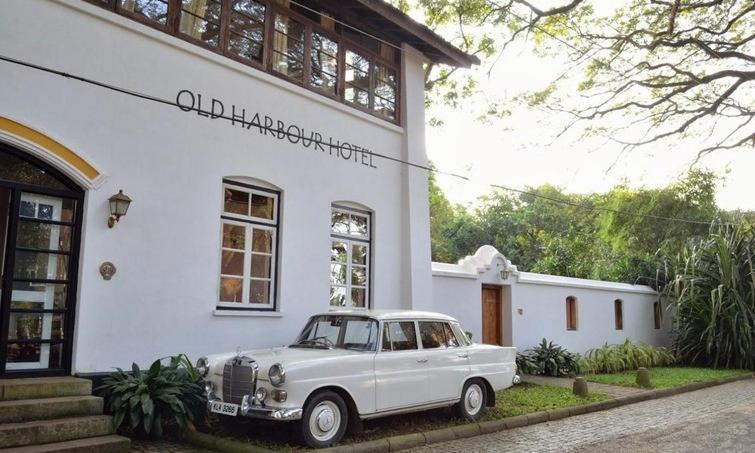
[0,415,113,449]
[0,396,104,424]
[0,377,92,402]
[0,435,131,453]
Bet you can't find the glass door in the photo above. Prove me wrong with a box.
[0,144,83,377]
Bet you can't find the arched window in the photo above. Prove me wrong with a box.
[217,178,280,310]
[330,203,371,308]
[614,299,624,330]
[566,296,577,331]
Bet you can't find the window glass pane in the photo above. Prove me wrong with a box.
[222,223,246,250]
[251,254,271,278]
[444,323,459,347]
[419,321,447,349]
[311,33,338,94]
[17,221,72,252]
[11,282,67,310]
[331,241,347,262]
[249,194,274,219]
[329,286,346,306]
[0,150,69,190]
[224,188,249,215]
[252,229,273,253]
[221,251,244,276]
[342,319,377,350]
[229,0,266,62]
[272,14,305,80]
[219,277,243,302]
[331,211,349,234]
[351,266,367,286]
[250,280,270,304]
[330,264,346,285]
[388,322,417,351]
[345,50,370,108]
[352,244,367,265]
[13,251,68,280]
[381,323,391,351]
[374,63,396,119]
[19,197,72,223]
[119,0,169,25]
[351,288,366,307]
[7,313,64,341]
[350,214,368,236]
[179,0,222,47]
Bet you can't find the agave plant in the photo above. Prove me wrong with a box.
[96,354,204,438]
[659,221,755,370]
[517,338,581,377]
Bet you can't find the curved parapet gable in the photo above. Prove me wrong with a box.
[0,116,105,189]
[432,245,518,279]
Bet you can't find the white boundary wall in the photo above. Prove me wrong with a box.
[432,246,672,353]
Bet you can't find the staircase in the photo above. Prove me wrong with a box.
[0,377,130,452]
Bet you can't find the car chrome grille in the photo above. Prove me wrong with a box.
[222,356,258,405]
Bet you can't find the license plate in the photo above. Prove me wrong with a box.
[210,401,239,416]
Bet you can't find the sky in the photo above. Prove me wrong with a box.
[419,2,755,212]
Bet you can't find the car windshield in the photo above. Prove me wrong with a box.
[291,315,379,351]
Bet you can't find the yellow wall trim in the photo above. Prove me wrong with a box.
[0,116,100,180]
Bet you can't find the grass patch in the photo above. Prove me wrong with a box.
[199,383,610,451]
[586,366,751,389]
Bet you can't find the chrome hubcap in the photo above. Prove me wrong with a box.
[309,401,341,441]
[465,384,483,415]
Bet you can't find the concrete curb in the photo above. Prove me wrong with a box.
[183,373,754,453]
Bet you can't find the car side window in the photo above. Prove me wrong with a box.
[383,321,418,351]
[444,323,459,347]
[419,321,447,349]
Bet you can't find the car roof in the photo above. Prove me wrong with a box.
[315,309,458,322]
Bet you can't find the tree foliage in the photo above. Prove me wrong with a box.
[429,168,724,284]
[396,0,754,156]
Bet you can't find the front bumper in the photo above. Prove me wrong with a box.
[207,395,303,421]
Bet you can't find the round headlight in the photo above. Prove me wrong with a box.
[255,387,267,403]
[268,363,285,387]
[196,357,209,378]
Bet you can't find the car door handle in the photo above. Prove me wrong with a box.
[416,359,428,363]
[457,353,469,359]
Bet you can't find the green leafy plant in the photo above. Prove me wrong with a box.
[659,221,755,370]
[96,354,204,439]
[581,339,675,374]
[517,339,581,377]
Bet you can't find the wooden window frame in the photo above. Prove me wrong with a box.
[614,299,623,330]
[566,296,577,331]
[84,0,401,123]
[329,205,372,309]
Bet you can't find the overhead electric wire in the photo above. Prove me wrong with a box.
[0,54,737,227]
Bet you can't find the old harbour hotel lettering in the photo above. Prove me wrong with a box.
[176,90,377,169]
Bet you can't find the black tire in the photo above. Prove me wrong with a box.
[300,391,349,448]
[455,378,487,421]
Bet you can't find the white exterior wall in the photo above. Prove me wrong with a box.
[432,246,672,354]
[0,0,432,373]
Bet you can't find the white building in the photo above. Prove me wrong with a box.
[0,0,669,380]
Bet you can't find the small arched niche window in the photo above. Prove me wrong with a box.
[218,178,280,310]
[566,296,578,331]
[614,299,624,330]
[330,202,371,308]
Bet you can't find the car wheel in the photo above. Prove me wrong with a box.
[301,391,348,448]
[456,379,487,421]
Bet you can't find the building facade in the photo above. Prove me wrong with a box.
[0,0,478,378]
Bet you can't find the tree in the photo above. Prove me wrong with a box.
[395,0,754,157]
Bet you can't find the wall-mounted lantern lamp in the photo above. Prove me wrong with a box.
[498,262,510,280]
[108,190,132,228]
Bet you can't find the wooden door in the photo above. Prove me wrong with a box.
[481,286,502,345]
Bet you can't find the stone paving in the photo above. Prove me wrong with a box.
[522,374,648,398]
[130,439,213,452]
[406,379,755,453]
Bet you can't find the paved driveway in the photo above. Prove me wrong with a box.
[406,379,755,453]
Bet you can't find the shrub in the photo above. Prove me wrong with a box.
[659,221,755,370]
[97,354,204,438]
[516,338,581,377]
[581,339,674,374]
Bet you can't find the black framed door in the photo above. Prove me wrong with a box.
[0,144,84,378]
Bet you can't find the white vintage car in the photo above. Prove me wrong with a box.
[196,310,517,448]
